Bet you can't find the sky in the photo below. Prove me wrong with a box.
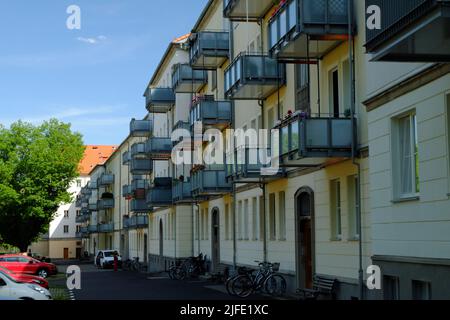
[0,0,208,145]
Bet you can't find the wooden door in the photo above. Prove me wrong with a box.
[63,248,69,260]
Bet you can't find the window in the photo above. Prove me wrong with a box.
[64,225,69,234]
[259,196,265,241]
[244,200,249,240]
[296,64,309,111]
[278,192,286,241]
[269,193,276,241]
[64,210,69,218]
[76,226,81,233]
[347,175,360,240]
[76,210,81,217]
[412,280,431,300]
[394,113,419,199]
[330,179,342,240]
[211,70,217,91]
[384,276,400,300]
[76,179,82,187]
[225,204,230,240]
[252,197,258,241]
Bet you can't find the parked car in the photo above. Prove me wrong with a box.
[0,271,52,300]
[0,267,49,289]
[94,250,122,269]
[0,254,57,278]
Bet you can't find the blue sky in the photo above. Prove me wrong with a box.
[0,0,208,145]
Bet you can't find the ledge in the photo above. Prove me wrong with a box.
[391,196,420,204]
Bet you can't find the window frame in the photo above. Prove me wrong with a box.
[330,179,342,241]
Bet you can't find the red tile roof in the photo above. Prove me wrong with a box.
[78,145,117,176]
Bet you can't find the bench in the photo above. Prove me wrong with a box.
[297,275,338,300]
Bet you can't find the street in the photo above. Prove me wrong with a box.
[54,264,269,301]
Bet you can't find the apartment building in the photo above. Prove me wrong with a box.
[29,145,116,259]
[82,0,450,300]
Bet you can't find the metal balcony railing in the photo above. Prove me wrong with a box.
[190,31,230,69]
[130,159,153,175]
[146,137,172,160]
[145,87,175,113]
[130,119,153,137]
[223,0,276,21]
[190,97,232,130]
[191,166,232,196]
[172,64,208,93]
[98,174,114,186]
[97,198,115,210]
[98,223,114,233]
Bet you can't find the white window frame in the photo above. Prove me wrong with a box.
[330,179,342,241]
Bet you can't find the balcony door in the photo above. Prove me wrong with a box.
[159,219,164,257]
[211,209,220,272]
[295,187,315,289]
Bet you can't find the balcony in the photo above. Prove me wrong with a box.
[98,223,114,233]
[130,199,149,214]
[88,202,98,211]
[172,64,208,93]
[146,137,172,160]
[88,225,98,234]
[130,119,153,137]
[75,196,82,208]
[172,121,192,147]
[224,53,285,100]
[97,198,115,210]
[122,185,133,198]
[275,114,353,164]
[172,179,194,203]
[147,178,173,207]
[223,0,276,21]
[76,214,89,223]
[77,227,89,239]
[124,215,149,230]
[122,151,131,165]
[98,174,114,186]
[191,165,232,197]
[227,147,283,182]
[365,0,450,62]
[88,180,98,190]
[190,31,230,69]
[81,187,92,196]
[130,159,153,175]
[269,0,351,60]
[190,97,232,131]
[131,143,147,159]
[145,87,175,113]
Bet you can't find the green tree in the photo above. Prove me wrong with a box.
[0,119,84,252]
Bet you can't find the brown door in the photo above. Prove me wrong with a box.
[76,248,82,259]
[301,219,313,289]
[63,248,69,260]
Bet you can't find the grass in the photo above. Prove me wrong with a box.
[49,286,71,301]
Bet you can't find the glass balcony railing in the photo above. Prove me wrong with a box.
[88,180,98,190]
[190,31,230,69]
[223,0,276,21]
[88,225,98,233]
[147,178,173,207]
[122,185,133,198]
[130,143,147,159]
[276,114,353,160]
[224,53,285,100]
[145,87,175,113]
[130,119,153,137]
[146,137,172,160]
[122,151,131,165]
[130,199,149,214]
[172,64,208,93]
[98,174,115,186]
[190,97,232,131]
[97,198,115,210]
[268,0,351,60]
[172,179,194,203]
[191,165,232,197]
[98,223,114,233]
[88,202,98,211]
[124,215,149,230]
[130,159,153,175]
[365,0,450,62]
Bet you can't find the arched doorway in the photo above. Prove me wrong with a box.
[295,187,315,289]
[211,208,220,272]
[159,219,164,257]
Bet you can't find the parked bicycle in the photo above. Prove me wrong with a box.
[226,261,286,298]
[168,253,207,280]
[123,257,144,272]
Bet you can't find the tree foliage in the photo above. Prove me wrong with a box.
[0,119,84,251]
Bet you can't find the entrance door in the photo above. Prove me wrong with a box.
[211,209,220,272]
[63,248,69,260]
[76,248,81,259]
[144,234,148,264]
[296,190,314,289]
[159,220,164,256]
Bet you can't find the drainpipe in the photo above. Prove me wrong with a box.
[347,0,364,300]
[259,100,268,263]
[195,203,201,255]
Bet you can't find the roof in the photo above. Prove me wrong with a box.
[147,33,191,88]
[79,145,118,176]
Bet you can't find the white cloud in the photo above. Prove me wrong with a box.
[76,35,108,45]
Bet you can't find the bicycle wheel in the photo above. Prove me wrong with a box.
[225,276,238,296]
[168,267,176,280]
[174,267,187,280]
[264,274,287,297]
[231,275,254,298]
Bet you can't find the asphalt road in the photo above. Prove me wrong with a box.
[56,264,268,301]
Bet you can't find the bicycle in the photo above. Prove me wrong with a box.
[168,254,206,280]
[130,257,141,272]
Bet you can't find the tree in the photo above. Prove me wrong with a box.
[0,119,84,251]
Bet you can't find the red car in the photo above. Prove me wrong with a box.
[0,266,49,289]
[0,255,57,278]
